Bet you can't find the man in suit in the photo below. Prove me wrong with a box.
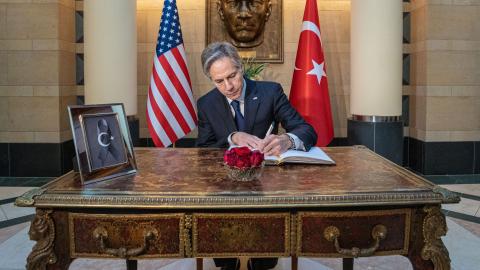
[196,42,317,270]
[197,42,317,155]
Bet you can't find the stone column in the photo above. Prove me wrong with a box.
[84,0,137,116]
[348,0,403,164]
[84,0,138,145]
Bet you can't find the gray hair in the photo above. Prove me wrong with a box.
[201,42,243,78]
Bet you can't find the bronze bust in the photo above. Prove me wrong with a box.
[217,0,272,48]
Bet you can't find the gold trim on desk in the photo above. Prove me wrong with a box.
[27,191,449,209]
[68,213,185,259]
[296,209,411,257]
[192,213,291,257]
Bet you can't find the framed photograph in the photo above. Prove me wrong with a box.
[206,0,283,63]
[68,104,137,185]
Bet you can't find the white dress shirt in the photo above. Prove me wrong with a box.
[227,79,305,151]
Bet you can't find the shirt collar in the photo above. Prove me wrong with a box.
[226,78,246,104]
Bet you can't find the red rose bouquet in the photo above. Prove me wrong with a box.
[224,147,264,181]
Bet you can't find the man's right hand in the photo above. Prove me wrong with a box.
[231,132,264,149]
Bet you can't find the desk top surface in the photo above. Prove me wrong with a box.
[17,146,459,209]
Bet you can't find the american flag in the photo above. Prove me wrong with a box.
[147,0,197,147]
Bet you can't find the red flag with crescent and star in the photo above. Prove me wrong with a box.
[289,0,334,146]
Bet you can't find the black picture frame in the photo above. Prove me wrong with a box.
[68,104,137,185]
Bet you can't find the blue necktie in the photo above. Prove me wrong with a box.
[230,100,246,132]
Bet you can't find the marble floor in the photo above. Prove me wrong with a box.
[0,176,479,270]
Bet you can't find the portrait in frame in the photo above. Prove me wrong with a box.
[206,0,283,63]
[68,104,137,185]
[80,112,128,172]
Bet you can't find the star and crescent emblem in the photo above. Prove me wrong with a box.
[294,20,326,85]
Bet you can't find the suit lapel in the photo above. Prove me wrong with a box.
[211,89,237,134]
[244,78,261,134]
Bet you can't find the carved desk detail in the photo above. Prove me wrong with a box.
[27,209,57,270]
[421,206,451,270]
[16,147,458,270]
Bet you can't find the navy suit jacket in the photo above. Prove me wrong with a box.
[196,78,317,150]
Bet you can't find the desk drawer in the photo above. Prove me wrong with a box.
[192,213,290,257]
[297,209,411,257]
[68,213,185,258]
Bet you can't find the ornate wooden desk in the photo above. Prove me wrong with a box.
[16,146,459,270]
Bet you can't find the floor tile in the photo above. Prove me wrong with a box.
[355,255,412,270]
[450,217,480,238]
[0,208,6,222]
[442,197,480,216]
[70,259,126,270]
[0,226,34,268]
[139,259,196,270]
[0,187,34,201]
[444,218,480,270]
[0,203,35,220]
[0,222,29,245]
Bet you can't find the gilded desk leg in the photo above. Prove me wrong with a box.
[126,259,137,270]
[291,255,297,270]
[342,258,353,270]
[196,258,203,270]
[26,209,57,270]
[421,206,451,270]
[405,206,451,270]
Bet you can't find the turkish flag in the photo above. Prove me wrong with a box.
[289,0,334,146]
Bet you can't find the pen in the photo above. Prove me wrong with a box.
[264,121,275,138]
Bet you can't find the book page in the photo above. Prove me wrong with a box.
[281,147,333,161]
[265,147,335,164]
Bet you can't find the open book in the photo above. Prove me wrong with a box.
[265,147,335,165]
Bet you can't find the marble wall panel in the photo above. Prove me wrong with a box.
[0,52,6,85]
[0,98,8,132]
[409,95,427,131]
[410,51,427,86]
[6,4,59,39]
[427,51,480,85]
[137,10,148,43]
[7,96,60,132]
[7,51,59,85]
[59,95,76,130]
[0,132,35,143]
[0,5,7,39]
[180,9,205,44]
[427,4,480,41]
[0,40,33,51]
[58,50,75,85]
[0,86,33,97]
[426,96,480,131]
[58,3,75,42]
[410,5,426,42]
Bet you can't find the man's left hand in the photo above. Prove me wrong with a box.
[261,134,293,156]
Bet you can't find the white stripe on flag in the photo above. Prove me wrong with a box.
[178,44,188,63]
[147,97,171,146]
[153,55,195,129]
[174,45,197,112]
[149,75,185,138]
[164,50,197,130]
